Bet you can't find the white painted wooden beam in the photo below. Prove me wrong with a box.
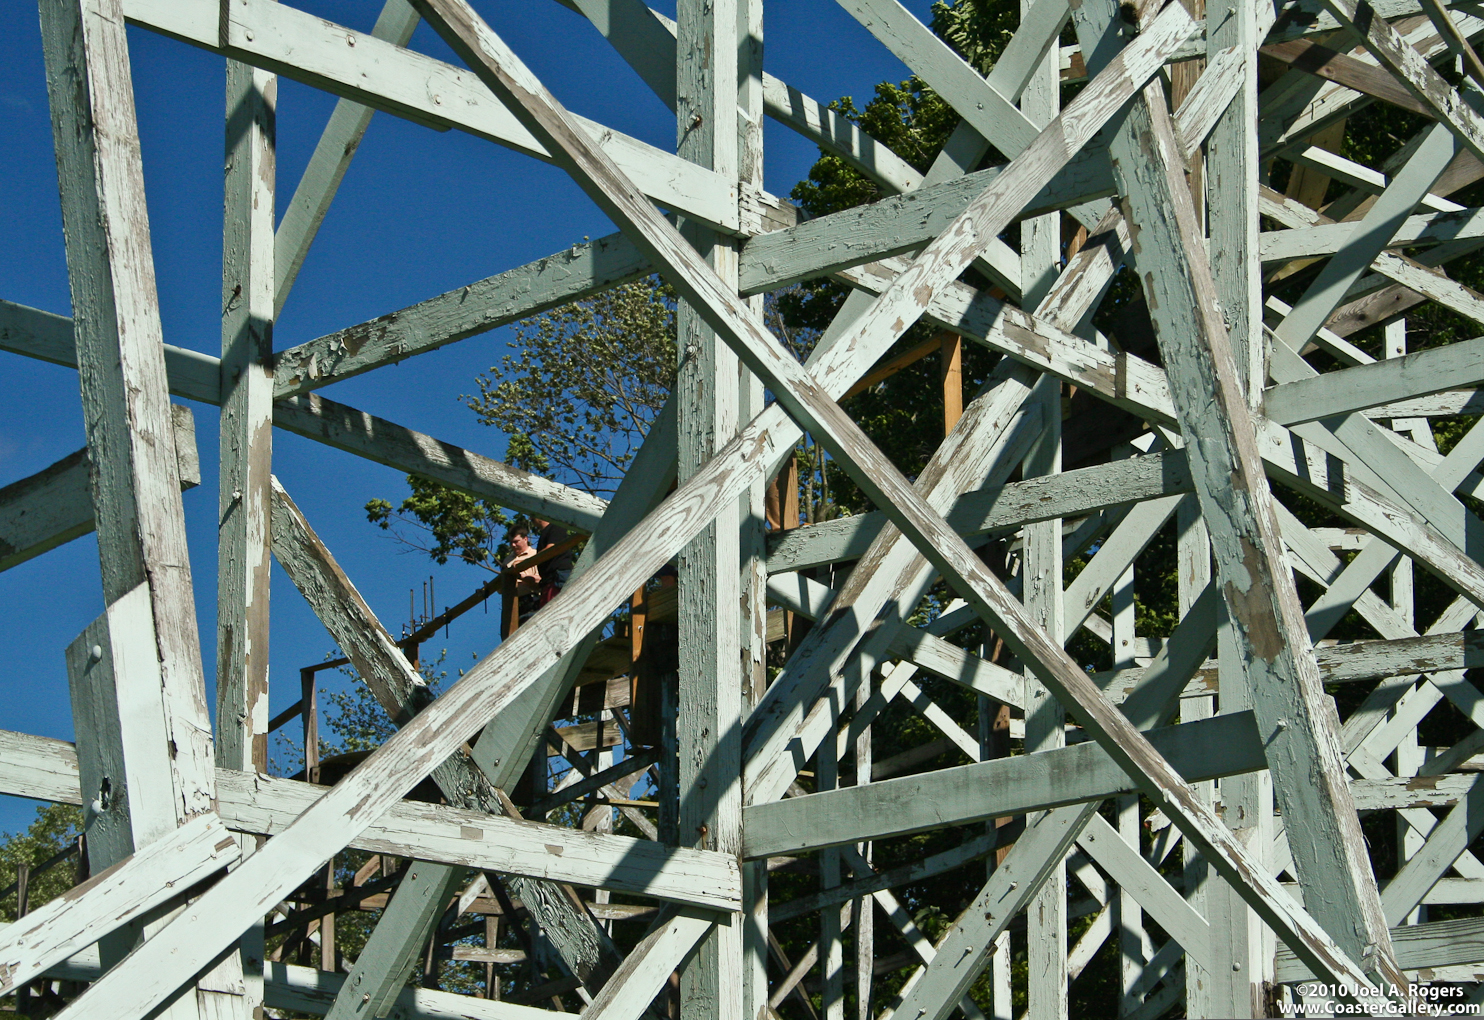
[0,813,239,999]
[273,232,652,399]
[0,302,608,533]
[121,0,743,234]
[1265,335,1484,425]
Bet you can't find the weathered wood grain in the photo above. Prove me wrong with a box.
[1265,335,1484,425]
[121,0,742,233]
[218,42,276,780]
[272,231,651,399]
[42,0,218,827]
[0,812,238,999]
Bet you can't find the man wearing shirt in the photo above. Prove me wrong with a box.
[532,517,575,605]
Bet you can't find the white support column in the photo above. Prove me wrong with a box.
[675,5,744,1020]
[41,1,241,1013]
[736,1,772,1015]
[219,40,275,1018]
[1020,5,1066,1012]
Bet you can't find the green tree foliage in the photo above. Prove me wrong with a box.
[0,803,83,925]
[366,476,510,570]
[467,278,677,497]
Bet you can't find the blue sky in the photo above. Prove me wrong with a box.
[0,0,934,835]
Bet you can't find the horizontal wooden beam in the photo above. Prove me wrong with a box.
[765,451,1193,573]
[0,405,198,573]
[1276,913,1484,982]
[122,0,744,233]
[272,231,651,399]
[1261,206,1484,263]
[738,152,1115,294]
[47,952,569,1020]
[218,770,738,910]
[0,300,606,532]
[741,710,1263,857]
[0,731,737,911]
[1265,335,1484,425]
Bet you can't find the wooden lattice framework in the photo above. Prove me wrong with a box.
[7,0,1484,1015]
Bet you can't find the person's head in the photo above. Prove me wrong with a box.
[507,523,531,552]
[532,517,550,531]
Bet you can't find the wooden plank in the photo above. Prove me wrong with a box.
[835,0,1039,156]
[1265,335,1484,425]
[322,861,467,1020]
[1381,773,1484,924]
[273,231,652,399]
[738,152,1116,294]
[217,39,276,781]
[1321,0,1484,164]
[1277,914,1484,982]
[0,731,82,806]
[1286,145,1462,212]
[1019,12,1067,1005]
[0,301,610,533]
[761,73,923,194]
[766,451,1194,574]
[0,406,199,574]
[1076,814,1212,969]
[222,771,740,910]
[833,257,1179,425]
[881,805,1103,1020]
[1272,120,1460,352]
[0,813,239,999]
[274,394,608,533]
[743,711,1265,857]
[673,4,744,1017]
[121,0,743,234]
[41,0,217,823]
[1260,37,1437,116]
[582,909,716,1020]
[0,737,739,907]
[1260,206,1484,263]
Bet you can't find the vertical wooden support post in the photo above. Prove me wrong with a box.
[940,334,963,435]
[65,616,138,971]
[321,857,337,973]
[1108,444,1146,1016]
[1383,318,1427,925]
[1019,6,1065,1013]
[735,1,772,1016]
[819,749,845,1020]
[302,668,319,784]
[854,675,874,1020]
[41,0,241,1013]
[1092,17,1404,992]
[1201,0,1274,1011]
[219,27,275,781]
[675,5,744,1020]
[13,864,29,1014]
